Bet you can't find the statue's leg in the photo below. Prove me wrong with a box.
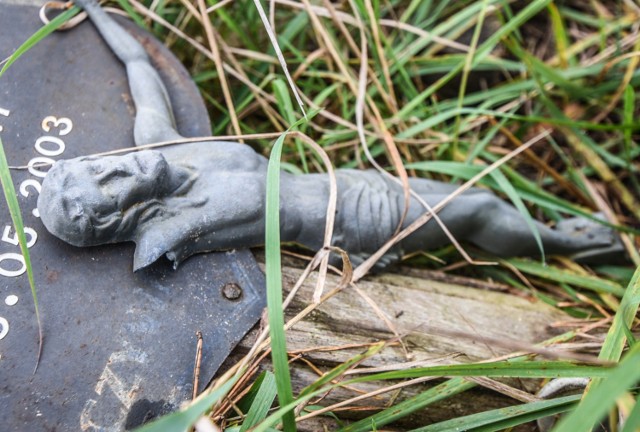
[402,189,616,258]
[74,0,182,145]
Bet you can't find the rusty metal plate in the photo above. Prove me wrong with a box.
[0,3,265,431]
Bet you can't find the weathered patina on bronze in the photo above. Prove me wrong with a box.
[38,0,622,271]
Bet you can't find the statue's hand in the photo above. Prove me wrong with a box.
[133,225,175,271]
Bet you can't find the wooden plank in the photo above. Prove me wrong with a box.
[223,264,567,430]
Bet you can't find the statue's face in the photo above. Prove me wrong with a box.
[82,151,169,212]
[39,151,170,246]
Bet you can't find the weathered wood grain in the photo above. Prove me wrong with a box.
[222,264,568,431]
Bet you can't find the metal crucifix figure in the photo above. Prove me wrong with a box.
[38,0,622,271]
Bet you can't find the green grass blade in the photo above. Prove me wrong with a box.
[0,137,42,370]
[134,376,237,432]
[346,361,612,383]
[623,85,635,153]
[623,84,640,195]
[252,0,306,118]
[451,0,489,153]
[273,79,296,125]
[208,0,258,51]
[0,6,79,78]
[391,0,501,75]
[227,427,280,432]
[489,169,545,261]
[265,129,296,432]
[236,371,269,412]
[507,40,585,97]
[397,106,628,140]
[620,295,640,347]
[300,343,384,398]
[396,0,551,118]
[405,160,631,237]
[621,395,640,432]
[597,265,640,362]
[552,342,640,432]
[251,388,331,432]
[239,371,277,432]
[339,377,475,432]
[505,259,626,297]
[547,3,573,68]
[256,111,319,431]
[273,78,308,173]
[114,0,147,29]
[340,331,585,432]
[411,394,580,432]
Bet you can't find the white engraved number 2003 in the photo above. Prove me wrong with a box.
[1,116,71,279]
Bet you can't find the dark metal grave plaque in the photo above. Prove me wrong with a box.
[0,2,266,430]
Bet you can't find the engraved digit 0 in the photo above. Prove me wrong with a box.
[0,253,26,277]
[0,317,8,340]
[27,157,55,178]
[41,116,72,136]
[2,225,37,248]
[35,136,65,157]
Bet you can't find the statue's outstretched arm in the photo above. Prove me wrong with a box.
[73,0,182,145]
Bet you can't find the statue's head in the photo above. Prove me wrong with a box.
[38,151,171,246]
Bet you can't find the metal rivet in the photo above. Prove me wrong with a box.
[222,282,242,301]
